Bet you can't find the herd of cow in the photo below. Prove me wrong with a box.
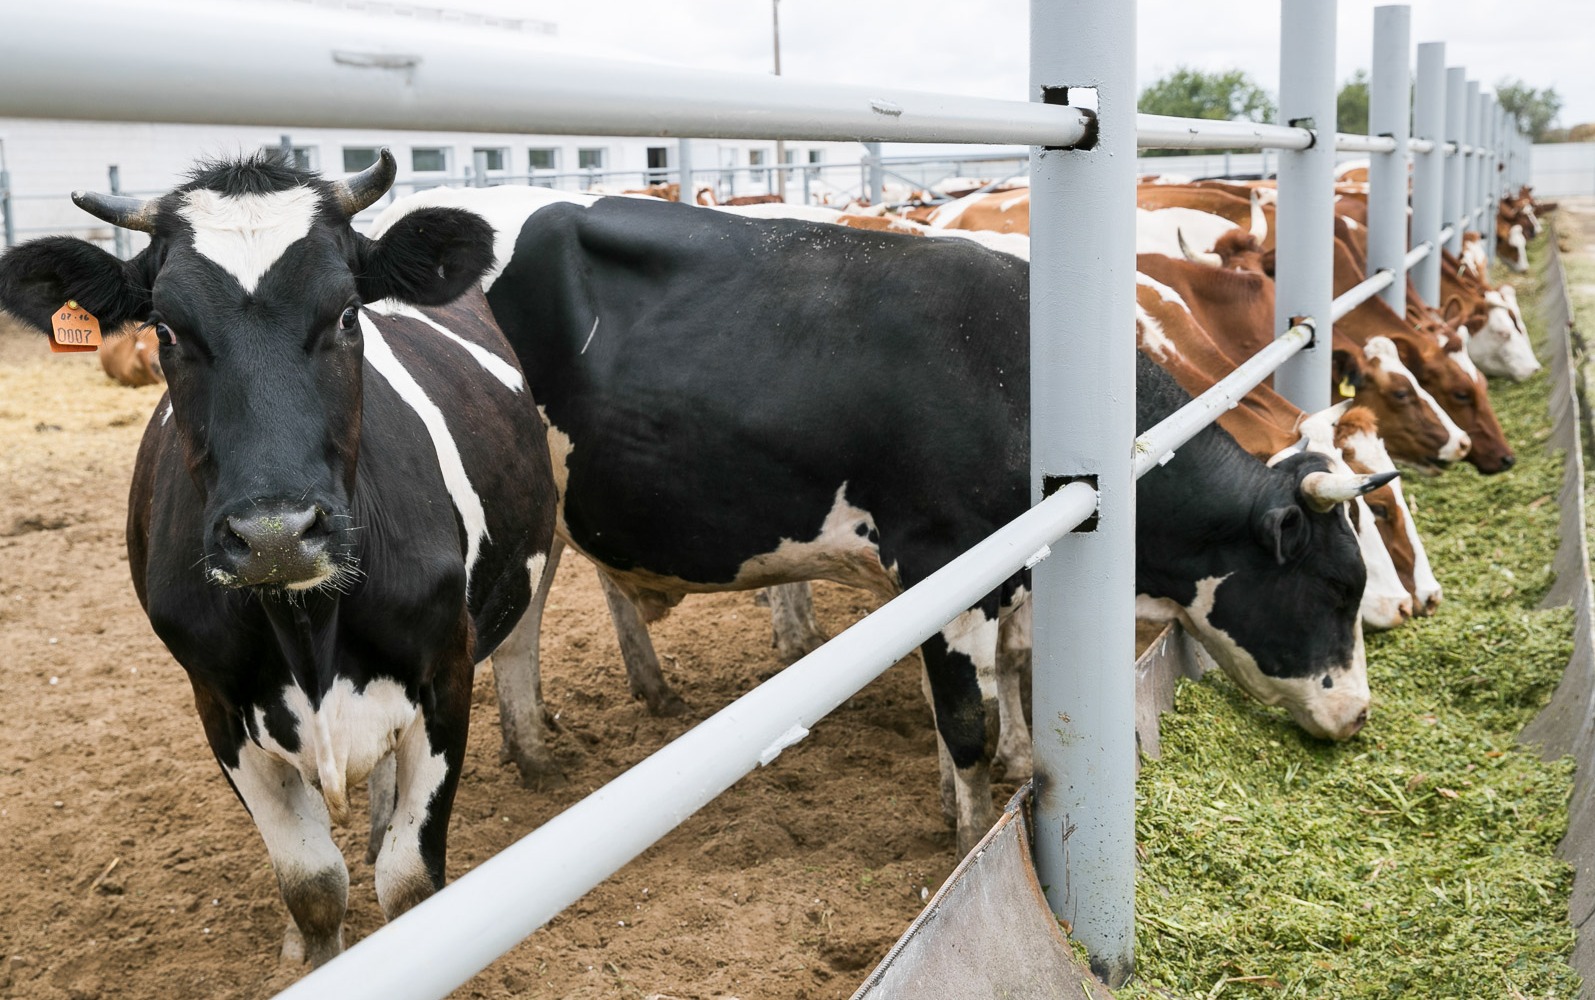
[0,148,1548,972]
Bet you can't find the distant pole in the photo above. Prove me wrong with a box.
[772,0,787,200]
[108,164,129,260]
[279,133,293,164]
[0,168,13,249]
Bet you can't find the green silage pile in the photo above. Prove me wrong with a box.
[1121,236,1581,999]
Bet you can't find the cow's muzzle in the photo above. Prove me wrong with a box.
[212,504,336,588]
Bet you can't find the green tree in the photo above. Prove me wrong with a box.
[1139,67,1276,157]
[1495,78,1563,141]
[1338,69,1370,137]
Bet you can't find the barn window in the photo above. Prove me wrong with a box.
[412,147,449,173]
[342,147,381,173]
[528,148,558,171]
[748,149,766,166]
[808,149,825,164]
[473,147,508,171]
[262,145,316,170]
[578,148,606,170]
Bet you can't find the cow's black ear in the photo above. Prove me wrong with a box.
[358,207,495,306]
[1257,505,1307,565]
[0,237,151,334]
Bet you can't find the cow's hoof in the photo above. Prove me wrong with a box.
[280,923,306,965]
[641,687,689,718]
[503,745,567,789]
[994,749,1033,782]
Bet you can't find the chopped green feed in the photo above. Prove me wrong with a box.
[1118,231,1581,999]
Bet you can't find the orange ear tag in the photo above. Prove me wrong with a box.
[50,300,103,354]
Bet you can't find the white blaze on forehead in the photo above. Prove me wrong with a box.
[370,184,597,293]
[361,315,490,588]
[178,186,322,293]
[364,299,524,392]
[1363,336,1470,461]
[1350,496,1410,630]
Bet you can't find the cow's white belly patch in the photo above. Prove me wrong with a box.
[249,677,424,826]
[585,483,900,612]
[177,187,320,293]
[361,316,489,588]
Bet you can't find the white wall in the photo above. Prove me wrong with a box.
[1531,143,1595,198]
[0,118,864,250]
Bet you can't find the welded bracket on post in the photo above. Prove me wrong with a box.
[1042,475,1099,532]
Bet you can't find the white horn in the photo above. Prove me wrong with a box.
[1299,469,1400,513]
[1249,189,1268,242]
[1177,227,1222,267]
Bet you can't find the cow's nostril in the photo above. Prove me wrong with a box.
[1499,453,1517,471]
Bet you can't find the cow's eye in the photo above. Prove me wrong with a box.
[1452,389,1471,402]
[339,306,360,332]
[154,322,177,345]
[1368,503,1389,519]
[1392,389,1411,402]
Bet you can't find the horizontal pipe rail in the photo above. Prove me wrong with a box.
[274,481,1099,1000]
[1409,138,1437,154]
[0,0,1094,147]
[1330,269,1396,322]
[1334,133,1399,154]
[1438,223,1457,245]
[1405,240,1436,270]
[1132,324,1314,477]
[1136,115,1312,151]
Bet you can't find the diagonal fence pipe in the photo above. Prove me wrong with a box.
[274,481,1100,1000]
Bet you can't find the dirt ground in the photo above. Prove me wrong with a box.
[0,319,1004,999]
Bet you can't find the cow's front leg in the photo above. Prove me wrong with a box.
[365,753,397,865]
[920,596,1002,857]
[376,649,472,919]
[493,541,566,786]
[596,571,687,716]
[994,595,1033,780]
[763,582,830,664]
[225,740,349,967]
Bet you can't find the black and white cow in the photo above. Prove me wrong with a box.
[0,153,556,966]
[371,187,1386,854]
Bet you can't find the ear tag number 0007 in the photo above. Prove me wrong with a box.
[51,300,103,354]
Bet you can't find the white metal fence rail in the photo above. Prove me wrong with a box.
[0,0,1528,991]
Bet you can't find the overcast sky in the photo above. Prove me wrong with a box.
[526,0,1592,134]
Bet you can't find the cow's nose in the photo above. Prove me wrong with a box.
[1498,453,1517,471]
[217,506,331,586]
[1345,708,1369,738]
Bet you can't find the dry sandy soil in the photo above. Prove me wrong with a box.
[0,318,1001,999]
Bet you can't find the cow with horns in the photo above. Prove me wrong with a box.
[0,152,557,967]
[373,185,1395,853]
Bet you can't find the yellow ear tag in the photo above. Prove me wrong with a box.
[1337,377,1356,399]
[50,300,103,354]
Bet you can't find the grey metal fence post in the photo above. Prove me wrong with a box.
[1463,80,1480,235]
[279,133,292,162]
[0,168,12,248]
[1028,0,1136,985]
[1273,0,1337,413]
[1411,42,1446,305]
[473,150,489,188]
[677,138,693,204]
[1484,97,1498,265]
[1367,5,1410,315]
[864,141,884,205]
[108,164,130,260]
[1443,67,1466,254]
